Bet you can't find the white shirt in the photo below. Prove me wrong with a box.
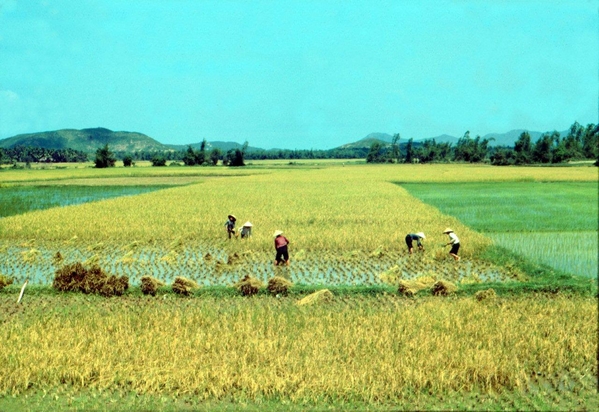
[448,232,459,244]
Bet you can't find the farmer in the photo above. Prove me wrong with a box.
[405,232,425,254]
[443,228,460,261]
[240,221,253,239]
[273,230,290,266]
[224,214,237,239]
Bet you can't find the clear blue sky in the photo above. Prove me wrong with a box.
[0,0,597,149]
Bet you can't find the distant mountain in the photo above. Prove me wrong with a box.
[166,141,262,152]
[338,133,395,149]
[415,134,460,145]
[414,130,569,147]
[482,129,552,147]
[0,127,575,156]
[0,128,168,153]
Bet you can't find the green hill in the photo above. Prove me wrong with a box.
[166,141,262,152]
[0,128,169,153]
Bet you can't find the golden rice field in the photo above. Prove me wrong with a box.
[0,293,596,410]
[0,164,526,286]
[2,163,596,287]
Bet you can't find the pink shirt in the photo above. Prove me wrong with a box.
[274,236,289,249]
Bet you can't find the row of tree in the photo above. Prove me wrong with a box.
[93,142,249,168]
[366,122,598,165]
[3,121,596,167]
[0,146,89,164]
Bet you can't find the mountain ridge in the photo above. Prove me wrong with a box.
[0,127,572,153]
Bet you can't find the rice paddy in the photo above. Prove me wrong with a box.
[490,231,598,278]
[403,180,598,278]
[0,185,171,218]
[0,293,596,410]
[0,162,597,410]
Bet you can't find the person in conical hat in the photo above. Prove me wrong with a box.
[240,221,253,239]
[405,232,426,254]
[273,230,290,266]
[224,214,238,239]
[443,228,460,261]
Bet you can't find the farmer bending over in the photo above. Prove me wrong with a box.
[240,221,253,239]
[273,230,290,266]
[443,228,460,261]
[224,214,237,239]
[405,232,425,254]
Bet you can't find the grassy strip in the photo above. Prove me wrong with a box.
[3,274,595,300]
[1,385,598,412]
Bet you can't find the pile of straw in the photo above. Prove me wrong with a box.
[431,280,457,296]
[52,251,63,265]
[227,252,241,265]
[297,289,334,306]
[379,265,402,286]
[267,276,293,296]
[172,277,198,296]
[475,288,497,302]
[53,262,129,297]
[141,276,166,296]
[0,274,13,290]
[235,275,264,296]
[398,279,429,296]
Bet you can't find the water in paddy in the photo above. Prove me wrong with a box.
[0,185,170,218]
[0,241,513,286]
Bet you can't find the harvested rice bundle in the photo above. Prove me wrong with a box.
[0,274,13,290]
[101,275,129,297]
[141,276,166,296]
[53,262,88,292]
[267,276,293,296]
[53,251,63,265]
[397,279,430,296]
[80,265,109,294]
[53,262,128,297]
[172,276,198,296]
[297,289,334,306]
[475,288,497,302]
[227,252,241,265]
[235,275,264,297]
[431,280,457,296]
[369,246,385,258]
[379,265,401,285]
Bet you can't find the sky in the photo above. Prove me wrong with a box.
[0,0,597,150]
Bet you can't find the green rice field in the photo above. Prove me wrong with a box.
[0,185,170,218]
[402,181,598,278]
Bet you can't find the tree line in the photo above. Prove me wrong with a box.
[3,121,597,167]
[365,122,598,165]
[0,146,88,164]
